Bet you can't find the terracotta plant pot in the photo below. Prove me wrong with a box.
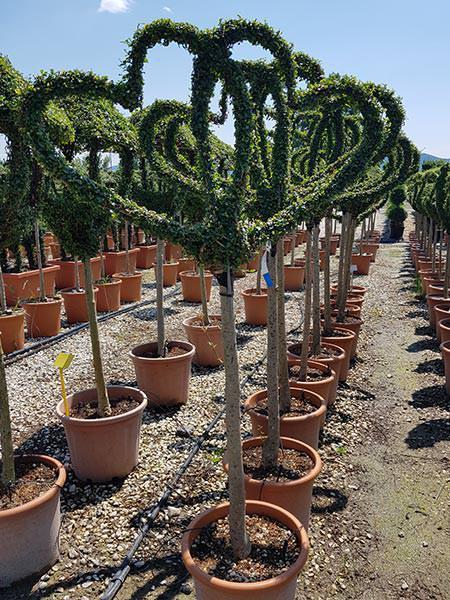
[179,271,213,303]
[426,295,450,328]
[320,327,356,380]
[360,242,379,262]
[288,359,336,406]
[96,280,122,312]
[284,265,305,291]
[103,249,139,276]
[434,305,450,341]
[325,302,361,319]
[2,265,60,306]
[328,317,363,357]
[61,288,98,324]
[177,258,197,280]
[351,253,372,275]
[0,455,66,587]
[242,288,268,326]
[296,229,307,244]
[53,258,101,290]
[0,311,25,353]
[136,244,157,269]
[130,340,195,406]
[56,385,147,482]
[245,387,326,449]
[224,437,322,531]
[183,315,224,367]
[23,298,62,338]
[182,500,309,600]
[112,272,142,303]
[287,342,345,404]
[320,237,338,255]
[153,262,179,287]
[331,283,368,297]
[440,341,450,395]
[439,318,450,343]
[283,237,293,255]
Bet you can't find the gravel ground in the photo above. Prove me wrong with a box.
[3,213,449,600]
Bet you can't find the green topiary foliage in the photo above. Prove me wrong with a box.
[386,201,407,221]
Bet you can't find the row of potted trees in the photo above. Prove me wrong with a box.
[1,19,418,598]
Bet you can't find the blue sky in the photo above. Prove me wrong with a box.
[1,0,449,158]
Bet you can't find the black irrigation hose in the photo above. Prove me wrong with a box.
[4,284,181,366]
[100,305,302,600]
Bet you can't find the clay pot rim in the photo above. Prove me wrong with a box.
[151,262,180,268]
[284,264,304,270]
[330,284,368,295]
[438,318,450,329]
[329,316,364,327]
[351,253,373,258]
[183,315,221,331]
[56,385,147,426]
[0,309,25,319]
[57,256,101,264]
[321,326,357,341]
[111,272,143,279]
[95,279,121,288]
[241,287,268,297]
[130,340,195,364]
[246,386,327,421]
[287,358,336,384]
[440,340,450,354]
[2,265,60,278]
[434,304,450,312]
[179,270,213,279]
[136,243,157,249]
[181,500,309,592]
[60,287,98,295]
[22,298,62,307]
[233,436,322,488]
[426,294,450,301]
[103,248,139,255]
[287,341,345,360]
[0,454,66,519]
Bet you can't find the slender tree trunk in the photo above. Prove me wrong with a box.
[74,256,81,292]
[337,216,356,322]
[299,229,312,380]
[34,220,46,302]
[199,265,210,325]
[83,259,110,417]
[0,265,7,313]
[256,251,262,295]
[276,239,291,413]
[336,212,350,318]
[219,268,251,560]
[311,224,321,355]
[263,247,280,469]
[0,340,15,486]
[359,219,366,254]
[432,223,437,273]
[439,229,443,278]
[156,238,165,357]
[428,219,433,258]
[99,248,106,280]
[124,222,130,275]
[290,231,296,266]
[323,216,333,336]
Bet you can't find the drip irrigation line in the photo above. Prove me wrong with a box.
[100,311,302,600]
[4,284,181,366]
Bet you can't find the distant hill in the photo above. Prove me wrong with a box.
[420,153,450,167]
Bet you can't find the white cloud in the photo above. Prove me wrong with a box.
[163,6,172,12]
[98,0,133,13]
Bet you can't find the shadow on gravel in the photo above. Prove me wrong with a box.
[16,423,67,461]
[312,486,348,514]
[406,338,440,353]
[131,306,181,321]
[410,385,450,411]
[414,358,444,375]
[405,418,450,448]
[415,324,434,336]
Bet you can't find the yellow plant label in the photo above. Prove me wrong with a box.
[53,352,74,370]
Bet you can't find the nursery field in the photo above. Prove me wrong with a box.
[3,213,449,600]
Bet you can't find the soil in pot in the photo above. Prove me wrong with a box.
[130,340,195,406]
[242,288,268,326]
[23,298,62,337]
[183,315,224,367]
[328,316,363,358]
[236,436,322,530]
[0,310,25,353]
[56,385,147,481]
[0,455,66,587]
[288,360,336,407]
[182,501,308,600]
[177,258,197,279]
